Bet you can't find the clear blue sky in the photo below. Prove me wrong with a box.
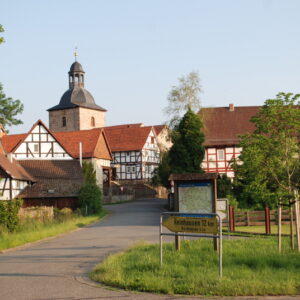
[1,0,300,134]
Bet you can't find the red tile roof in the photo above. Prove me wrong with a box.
[199,106,260,146]
[54,128,112,160]
[1,134,26,153]
[105,123,143,129]
[104,126,153,152]
[153,125,166,135]
[0,154,34,181]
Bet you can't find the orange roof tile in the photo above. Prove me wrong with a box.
[104,126,153,152]
[0,154,34,181]
[1,134,26,153]
[54,128,112,160]
[105,123,143,129]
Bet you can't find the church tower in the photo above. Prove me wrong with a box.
[48,59,106,132]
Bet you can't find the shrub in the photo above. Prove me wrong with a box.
[54,207,73,222]
[78,184,102,215]
[0,199,22,232]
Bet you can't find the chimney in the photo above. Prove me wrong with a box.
[229,103,234,112]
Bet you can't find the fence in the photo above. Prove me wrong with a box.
[225,206,291,234]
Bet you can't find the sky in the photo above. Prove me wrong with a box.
[1,0,300,134]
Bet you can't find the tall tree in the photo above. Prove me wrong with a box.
[164,71,201,128]
[233,92,300,208]
[0,25,24,129]
[169,108,205,173]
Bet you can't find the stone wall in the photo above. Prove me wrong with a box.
[49,107,106,132]
[49,108,80,132]
[79,107,106,130]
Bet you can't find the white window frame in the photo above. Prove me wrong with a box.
[217,149,225,161]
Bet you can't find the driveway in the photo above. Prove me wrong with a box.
[0,198,296,300]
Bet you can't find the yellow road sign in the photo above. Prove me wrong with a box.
[163,216,218,234]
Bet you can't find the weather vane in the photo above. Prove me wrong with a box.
[74,45,78,61]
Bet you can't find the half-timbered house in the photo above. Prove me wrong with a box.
[199,104,260,178]
[153,125,172,152]
[54,128,112,188]
[1,120,84,208]
[0,153,34,200]
[104,125,160,181]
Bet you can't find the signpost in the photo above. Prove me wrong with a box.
[160,212,223,277]
[163,214,218,234]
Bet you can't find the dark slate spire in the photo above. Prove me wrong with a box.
[47,60,106,112]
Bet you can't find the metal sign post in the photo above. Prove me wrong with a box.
[160,212,222,277]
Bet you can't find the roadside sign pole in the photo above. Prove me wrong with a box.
[160,214,163,266]
[160,212,223,277]
[219,217,222,277]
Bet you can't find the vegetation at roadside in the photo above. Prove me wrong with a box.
[233,92,300,209]
[0,199,22,232]
[234,224,296,235]
[0,209,106,251]
[79,161,103,214]
[91,237,300,296]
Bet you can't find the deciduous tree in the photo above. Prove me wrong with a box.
[164,71,201,128]
[233,92,300,208]
[0,25,24,129]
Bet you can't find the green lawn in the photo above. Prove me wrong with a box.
[234,224,294,235]
[91,237,300,296]
[0,211,106,251]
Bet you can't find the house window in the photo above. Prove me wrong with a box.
[217,149,225,161]
[126,152,130,156]
[33,143,39,152]
[62,117,66,127]
[126,166,136,173]
[91,117,95,127]
[151,137,155,144]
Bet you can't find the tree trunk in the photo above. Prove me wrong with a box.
[289,202,295,250]
[278,204,282,253]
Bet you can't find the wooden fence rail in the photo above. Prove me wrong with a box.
[223,206,292,234]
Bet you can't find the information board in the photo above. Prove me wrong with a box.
[178,182,213,213]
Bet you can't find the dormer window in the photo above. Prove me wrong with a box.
[91,117,95,127]
[62,117,66,127]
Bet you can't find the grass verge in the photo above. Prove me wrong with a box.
[0,210,106,251]
[235,224,294,235]
[90,237,300,296]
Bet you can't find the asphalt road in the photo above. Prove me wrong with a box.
[0,198,297,300]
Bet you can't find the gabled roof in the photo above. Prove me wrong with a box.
[18,160,83,198]
[0,154,34,181]
[104,126,154,152]
[1,133,26,153]
[106,123,143,129]
[1,120,74,158]
[199,105,260,147]
[153,125,167,135]
[54,128,112,160]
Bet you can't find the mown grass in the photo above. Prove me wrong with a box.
[235,224,294,235]
[0,210,106,251]
[91,237,300,296]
